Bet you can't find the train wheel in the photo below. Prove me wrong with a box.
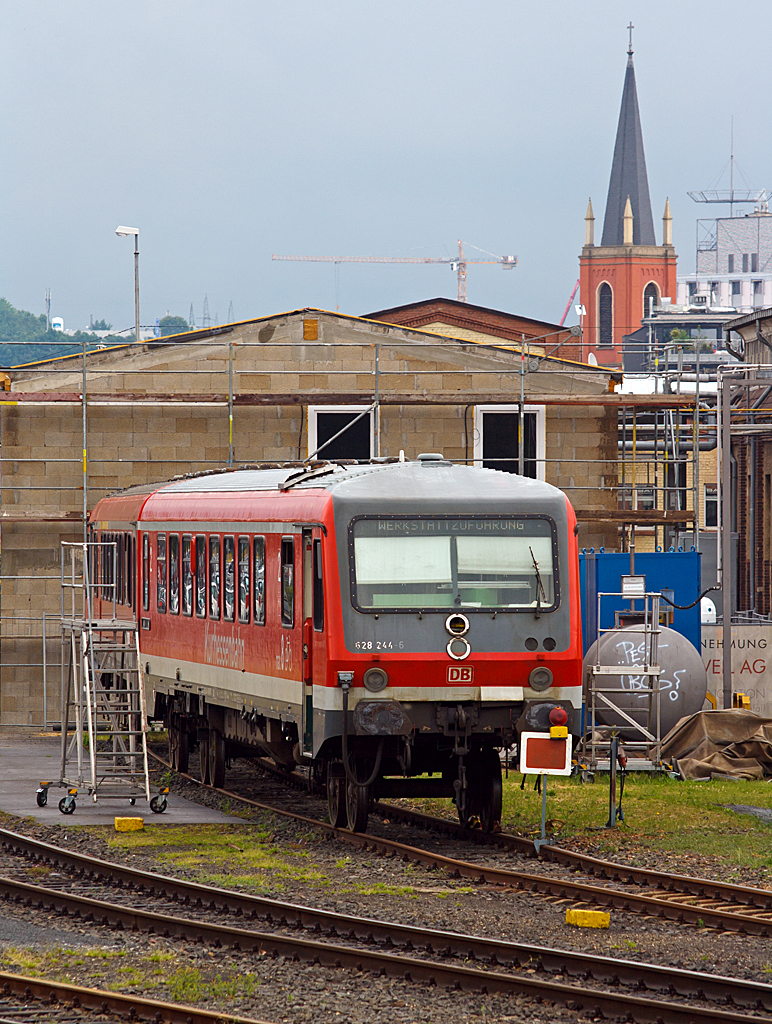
[198,729,211,785]
[169,718,189,774]
[471,748,503,834]
[345,777,370,833]
[208,729,226,788]
[326,762,347,827]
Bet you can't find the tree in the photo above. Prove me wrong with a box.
[158,315,190,337]
[0,297,128,367]
[91,319,112,331]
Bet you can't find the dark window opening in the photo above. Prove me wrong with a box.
[281,538,295,628]
[481,411,537,478]
[314,411,371,461]
[743,253,749,273]
[313,538,324,631]
[238,536,250,623]
[142,533,150,612]
[705,485,718,528]
[728,254,734,273]
[195,536,207,617]
[181,535,193,616]
[209,536,220,620]
[254,537,266,625]
[223,536,235,622]
[643,282,659,317]
[752,253,759,273]
[168,534,180,614]
[156,534,167,613]
[598,283,613,347]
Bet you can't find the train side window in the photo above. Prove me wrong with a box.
[142,534,150,611]
[313,538,324,631]
[117,533,124,605]
[195,535,207,617]
[254,536,266,625]
[181,535,193,616]
[101,534,109,601]
[281,538,294,628]
[209,536,220,620]
[238,536,250,623]
[169,534,180,614]
[126,534,133,609]
[156,534,167,613]
[223,536,235,622]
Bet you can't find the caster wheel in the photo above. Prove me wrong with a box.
[129,798,136,805]
[36,790,48,808]
[150,795,167,814]
[58,797,76,815]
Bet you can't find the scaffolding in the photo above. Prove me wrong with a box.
[581,589,664,772]
[0,318,710,731]
[52,540,159,814]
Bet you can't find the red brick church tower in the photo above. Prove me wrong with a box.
[580,34,677,369]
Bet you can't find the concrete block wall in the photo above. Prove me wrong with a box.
[1,311,620,725]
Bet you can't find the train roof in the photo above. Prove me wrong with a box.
[144,456,567,503]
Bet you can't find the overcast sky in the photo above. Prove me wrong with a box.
[1,0,769,333]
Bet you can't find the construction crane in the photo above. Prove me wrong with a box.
[272,240,517,303]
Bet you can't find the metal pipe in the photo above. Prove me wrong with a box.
[721,372,733,709]
[228,341,234,467]
[81,337,87,544]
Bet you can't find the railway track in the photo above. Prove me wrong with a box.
[148,751,772,937]
[0,971,269,1023]
[0,827,771,1023]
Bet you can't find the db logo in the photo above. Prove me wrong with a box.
[447,666,474,683]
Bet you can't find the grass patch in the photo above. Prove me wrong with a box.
[406,773,772,869]
[166,967,260,1003]
[349,881,418,898]
[106,824,332,890]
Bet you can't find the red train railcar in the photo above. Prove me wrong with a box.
[90,455,583,832]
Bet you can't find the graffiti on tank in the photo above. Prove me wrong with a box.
[614,639,683,702]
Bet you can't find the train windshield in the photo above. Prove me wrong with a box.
[351,516,557,612]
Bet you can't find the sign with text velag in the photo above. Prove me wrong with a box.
[701,624,772,715]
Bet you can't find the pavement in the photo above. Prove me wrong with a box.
[0,731,240,826]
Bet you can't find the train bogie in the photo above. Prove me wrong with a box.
[90,456,583,833]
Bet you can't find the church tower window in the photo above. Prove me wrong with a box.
[598,283,613,347]
[643,282,659,317]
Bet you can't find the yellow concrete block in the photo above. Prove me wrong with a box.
[566,908,610,929]
[114,817,144,832]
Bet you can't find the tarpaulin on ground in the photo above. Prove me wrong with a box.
[658,709,772,780]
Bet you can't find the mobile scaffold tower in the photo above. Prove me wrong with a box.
[46,541,165,814]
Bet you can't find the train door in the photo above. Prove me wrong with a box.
[301,528,324,757]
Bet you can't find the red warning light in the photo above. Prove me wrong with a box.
[549,707,568,727]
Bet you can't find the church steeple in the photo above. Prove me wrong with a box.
[600,28,655,246]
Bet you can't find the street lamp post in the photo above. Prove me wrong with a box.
[115,226,140,343]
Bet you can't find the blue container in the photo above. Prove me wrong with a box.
[579,549,701,656]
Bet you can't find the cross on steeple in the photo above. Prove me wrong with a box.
[627,22,634,55]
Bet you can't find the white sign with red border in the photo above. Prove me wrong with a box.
[519,731,573,776]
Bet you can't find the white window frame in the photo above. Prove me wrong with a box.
[704,483,718,530]
[307,404,374,461]
[473,404,546,481]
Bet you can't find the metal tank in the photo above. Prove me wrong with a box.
[584,625,707,737]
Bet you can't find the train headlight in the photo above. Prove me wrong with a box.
[447,637,471,661]
[528,666,553,692]
[363,667,389,692]
[445,613,470,637]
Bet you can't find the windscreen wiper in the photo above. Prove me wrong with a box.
[529,546,546,620]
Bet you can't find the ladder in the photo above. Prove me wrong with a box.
[580,590,665,772]
[55,542,152,813]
